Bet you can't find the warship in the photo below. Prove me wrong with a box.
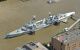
[4,12,75,38]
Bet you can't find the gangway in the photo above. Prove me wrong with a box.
[55,18,80,36]
[64,19,80,31]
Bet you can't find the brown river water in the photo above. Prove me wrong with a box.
[0,0,80,50]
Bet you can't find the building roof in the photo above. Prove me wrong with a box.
[74,48,80,50]
[53,28,80,44]
[16,42,48,50]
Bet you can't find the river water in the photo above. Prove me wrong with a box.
[0,0,79,50]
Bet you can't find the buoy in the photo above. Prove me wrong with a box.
[47,0,53,4]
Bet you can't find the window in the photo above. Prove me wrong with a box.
[61,42,63,46]
[79,42,80,47]
[54,48,56,50]
[60,48,62,50]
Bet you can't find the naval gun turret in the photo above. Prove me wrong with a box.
[46,12,60,25]
[21,16,36,35]
[53,15,60,25]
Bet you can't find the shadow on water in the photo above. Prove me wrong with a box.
[4,32,35,39]
[0,0,6,2]
[20,0,30,2]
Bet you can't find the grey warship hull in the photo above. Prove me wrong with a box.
[4,12,75,38]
